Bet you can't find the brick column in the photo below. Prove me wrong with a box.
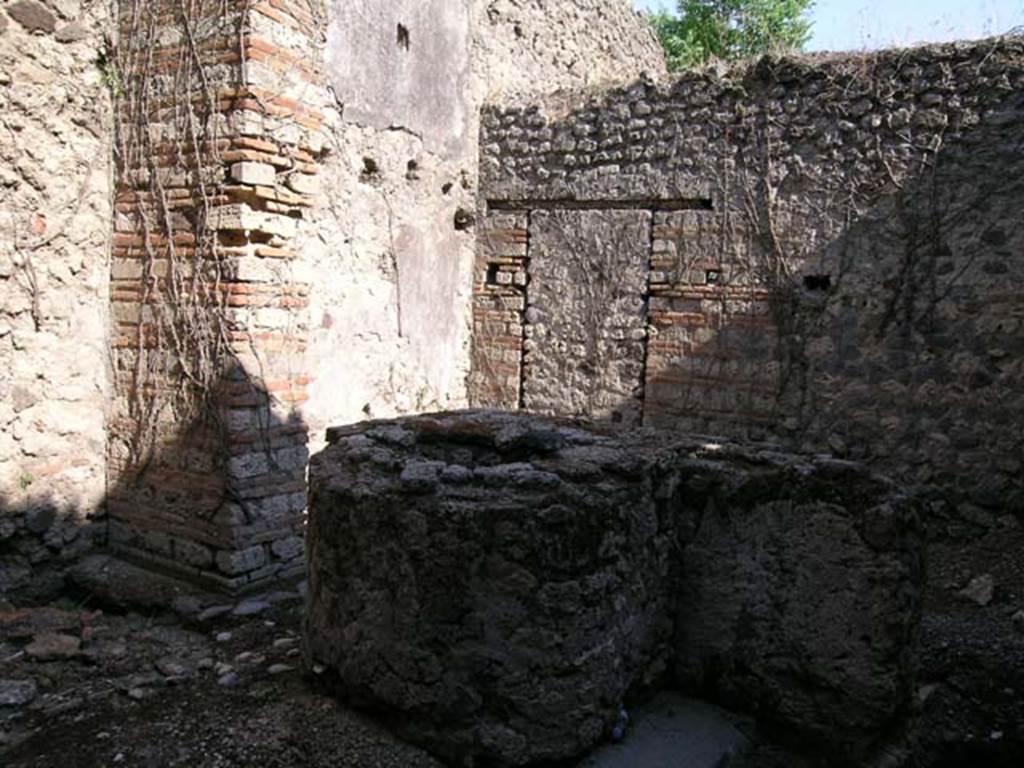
[108,0,327,591]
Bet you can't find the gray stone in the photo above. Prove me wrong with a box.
[0,679,37,707]
[1011,609,1024,634]
[54,21,90,43]
[230,161,276,187]
[959,574,995,606]
[7,1,57,33]
[232,599,271,617]
[154,658,191,680]
[216,545,266,576]
[198,605,233,622]
[26,632,80,661]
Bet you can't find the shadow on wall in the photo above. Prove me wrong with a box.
[1,361,309,606]
[490,79,1024,517]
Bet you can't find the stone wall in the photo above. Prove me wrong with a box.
[473,37,1024,514]
[0,1,112,600]
[300,0,665,450]
[1,0,665,600]
[106,0,327,591]
[305,411,923,766]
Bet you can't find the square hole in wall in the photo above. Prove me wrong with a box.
[705,269,722,285]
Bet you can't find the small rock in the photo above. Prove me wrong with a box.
[1012,610,1024,634]
[154,658,189,680]
[197,657,214,671]
[172,596,203,618]
[0,679,37,707]
[26,633,80,661]
[215,631,233,643]
[214,662,234,677]
[218,672,241,687]
[0,607,79,639]
[272,637,298,649]
[959,574,995,606]
[127,687,145,701]
[6,1,58,33]
[54,21,89,43]
[198,605,233,622]
[267,664,293,675]
[232,600,270,617]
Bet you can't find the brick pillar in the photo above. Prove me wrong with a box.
[108,0,327,591]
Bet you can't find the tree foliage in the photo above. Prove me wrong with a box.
[651,0,815,70]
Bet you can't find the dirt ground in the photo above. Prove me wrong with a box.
[0,594,444,768]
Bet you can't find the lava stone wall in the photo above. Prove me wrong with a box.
[474,38,1024,514]
[306,411,923,766]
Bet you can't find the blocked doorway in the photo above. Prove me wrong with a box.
[522,209,651,426]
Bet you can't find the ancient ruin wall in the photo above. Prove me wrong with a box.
[299,0,665,450]
[106,0,328,590]
[474,38,1024,513]
[0,1,112,600]
[306,411,923,766]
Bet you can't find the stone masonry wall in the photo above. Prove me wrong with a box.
[306,411,923,766]
[474,38,1024,515]
[0,1,112,601]
[302,0,665,453]
[2,0,665,600]
[106,0,328,591]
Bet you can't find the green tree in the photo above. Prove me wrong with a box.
[651,0,815,70]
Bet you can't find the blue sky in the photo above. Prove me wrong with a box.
[633,1,1024,51]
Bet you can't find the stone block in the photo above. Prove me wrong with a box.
[215,544,266,576]
[231,161,277,187]
[306,412,674,767]
[305,412,924,766]
[7,1,57,34]
[285,172,319,195]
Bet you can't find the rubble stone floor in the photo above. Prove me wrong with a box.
[0,591,443,768]
[2,518,1022,768]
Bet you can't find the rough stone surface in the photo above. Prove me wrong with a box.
[0,0,111,602]
[25,631,80,661]
[6,2,57,34]
[305,411,923,766]
[673,462,923,757]
[0,678,37,707]
[524,209,650,426]
[301,0,666,453]
[473,37,1024,520]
